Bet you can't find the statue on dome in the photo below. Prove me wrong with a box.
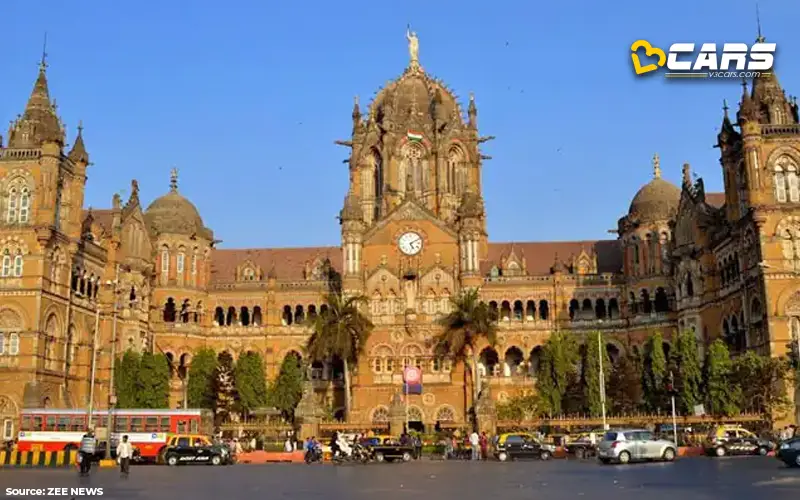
[406,25,419,66]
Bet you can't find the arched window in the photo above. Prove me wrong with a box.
[781,229,797,260]
[161,248,170,273]
[13,251,23,277]
[1,250,10,277]
[19,187,30,223]
[191,249,198,276]
[773,156,800,203]
[6,187,18,223]
[176,251,185,274]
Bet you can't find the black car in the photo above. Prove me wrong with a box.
[706,436,775,457]
[776,438,800,467]
[163,440,229,466]
[495,434,556,462]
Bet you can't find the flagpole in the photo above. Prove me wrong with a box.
[405,380,409,434]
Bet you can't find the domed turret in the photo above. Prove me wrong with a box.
[627,154,680,223]
[144,169,212,239]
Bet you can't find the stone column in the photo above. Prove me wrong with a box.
[294,380,323,440]
[388,392,406,437]
[474,386,497,436]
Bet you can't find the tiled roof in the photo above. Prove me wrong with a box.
[484,240,623,275]
[210,247,341,282]
[705,192,725,208]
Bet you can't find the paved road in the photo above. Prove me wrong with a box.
[1,457,798,500]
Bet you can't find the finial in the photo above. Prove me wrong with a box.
[40,32,48,71]
[756,2,764,42]
[722,99,729,117]
[469,92,475,102]
[77,120,83,134]
[354,95,359,106]
[652,153,661,179]
[169,167,178,192]
[682,163,691,184]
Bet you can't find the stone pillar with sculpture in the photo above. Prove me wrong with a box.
[474,386,497,436]
[388,392,406,436]
[294,378,323,441]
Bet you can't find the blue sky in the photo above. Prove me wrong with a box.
[2,0,798,249]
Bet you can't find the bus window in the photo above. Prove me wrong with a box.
[58,417,70,431]
[45,416,56,430]
[33,416,42,431]
[145,417,158,432]
[71,417,84,431]
[21,416,32,431]
[114,417,129,432]
[160,417,170,431]
[97,416,108,428]
[190,419,198,434]
[177,420,187,433]
[131,417,144,432]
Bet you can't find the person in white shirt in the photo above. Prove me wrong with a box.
[284,437,293,452]
[116,435,134,477]
[469,431,480,461]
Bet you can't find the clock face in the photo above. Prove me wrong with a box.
[398,232,423,256]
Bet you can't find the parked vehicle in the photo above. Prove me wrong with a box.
[704,425,775,457]
[597,429,677,465]
[361,437,415,463]
[776,437,800,467]
[163,436,232,466]
[494,433,555,462]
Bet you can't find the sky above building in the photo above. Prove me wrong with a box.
[1,0,798,249]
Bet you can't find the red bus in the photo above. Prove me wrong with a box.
[17,408,213,460]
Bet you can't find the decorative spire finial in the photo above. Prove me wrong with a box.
[170,167,178,192]
[722,99,729,117]
[682,163,691,185]
[77,120,83,134]
[40,32,48,72]
[756,2,764,42]
[652,153,661,179]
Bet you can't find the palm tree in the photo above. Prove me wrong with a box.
[306,292,374,418]
[434,288,498,411]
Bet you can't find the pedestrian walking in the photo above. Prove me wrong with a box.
[479,432,488,460]
[469,430,480,461]
[116,435,133,477]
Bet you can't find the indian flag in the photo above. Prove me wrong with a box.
[407,130,423,142]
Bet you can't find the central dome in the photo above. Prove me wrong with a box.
[627,153,681,222]
[144,173,212,239]
[368,66,463,125]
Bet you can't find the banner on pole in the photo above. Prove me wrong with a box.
[403,366,422,395]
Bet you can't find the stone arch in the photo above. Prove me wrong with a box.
[776,288,800,317]
[765,145,800,172]
[503,345,524,376]
[0,304,27,331]
[370,405,390,424]
[407,405,424,422]
[370,343,395,356]
[434,404,457,423]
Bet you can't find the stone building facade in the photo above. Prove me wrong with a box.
[1,35,799,437]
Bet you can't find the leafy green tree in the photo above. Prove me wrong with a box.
[608,351,644,414]
[433,289,498,411]
[496,391,539,422]
[643,331,667,411]
[187,348,218,409]
[583,331,612,416]
[136,352,170,408]
[702,339,740,416]
[673,329,702,414]
[732,351,793,420]
[214,352,237,421]
[306,292,374,417]
[234,351,268,415]
[536,332,579,415]
[114,350,141,408]
[267,354,304,420]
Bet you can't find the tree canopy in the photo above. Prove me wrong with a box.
[234,351,268,415]
[673,329,703,414]
[583,331,612,417]
[114,350,169,408]
[268,354,304,420]
[187,348,218,409]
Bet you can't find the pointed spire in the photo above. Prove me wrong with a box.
[170,168,179,193]
[68,120,89,164]
[756,2,764,42]
[7,45,64,148]
[468,92,477,128]
[722,99,729,118]
[652,153,661,179]
[352,95,362,132]
[682,163,692,185]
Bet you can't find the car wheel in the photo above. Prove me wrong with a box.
[402,452,412,462]
[618,451,631,464]
[662,448,676,462]
[795,455,800,467]
[166,455,178,466]
[575,448,585,459]
[715,446,726,457]
[211,455,221,466]
[497,451,508,462]
[758,447,768,456]
[540,450,551,461]
[375,452,385,463]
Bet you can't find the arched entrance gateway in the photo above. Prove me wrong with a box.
[407,406,424,433]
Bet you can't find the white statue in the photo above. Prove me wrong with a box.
[406,25,419,65]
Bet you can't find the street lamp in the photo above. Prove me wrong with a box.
[597,320,607,430]
[105,264,123,459]
[88,306,101,430]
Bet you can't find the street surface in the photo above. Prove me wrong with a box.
[1,457,798,500]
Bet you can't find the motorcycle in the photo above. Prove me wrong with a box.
[305,445,323,464]
[332,438,370,464]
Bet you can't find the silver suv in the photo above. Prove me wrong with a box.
[597,429,677,464]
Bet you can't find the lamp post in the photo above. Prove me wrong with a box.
[105,264,121,459]
[598,328,608,431]
[88,306,101,430]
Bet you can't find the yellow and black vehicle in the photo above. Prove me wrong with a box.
[494,432,556,462]
[161,434,233,466]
